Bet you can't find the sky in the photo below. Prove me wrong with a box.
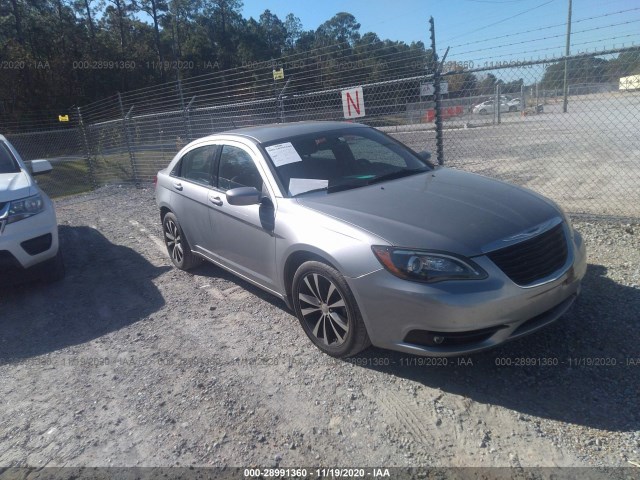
[242,0,640,66]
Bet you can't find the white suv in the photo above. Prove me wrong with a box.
[0,135,64,284]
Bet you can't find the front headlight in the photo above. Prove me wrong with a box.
[6,194,45,224]
[371,246,487,283]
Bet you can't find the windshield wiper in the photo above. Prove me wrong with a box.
[293,179,371,197]
[293,171,425,197]
[293,186,329,196]
[366,168,429,185]
[328,180,370,193]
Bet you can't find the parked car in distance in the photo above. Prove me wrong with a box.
[156,121,586,358]
[0,135,64,285]
[507,97,521,112]
[473,100,510,115]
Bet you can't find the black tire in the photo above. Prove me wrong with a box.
[479,109,488,115]
[292,261,371,358]
[162,212,201,271]
[40,249,65,283]
[509,106,517,112]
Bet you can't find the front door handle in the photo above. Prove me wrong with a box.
[173,182,183,191]
[208,194,223,206]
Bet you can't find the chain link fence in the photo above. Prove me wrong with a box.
[435,51,640,219]
[2,44,639,219]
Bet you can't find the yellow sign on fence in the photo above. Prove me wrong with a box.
[58,114,69,122]
[272,68,284,80]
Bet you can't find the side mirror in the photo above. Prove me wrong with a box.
[226,186,261,206]
[30,159,53,176]
[417,150,432,162]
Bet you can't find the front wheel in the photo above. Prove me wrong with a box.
[292,261,371,357]
[479,109,488,115]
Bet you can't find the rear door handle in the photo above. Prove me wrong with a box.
[173,182,183,191]
[208,194,223,206]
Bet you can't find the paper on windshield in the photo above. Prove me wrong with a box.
[289,178,328,196]
[265,142,302,167]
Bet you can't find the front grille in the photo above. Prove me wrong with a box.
[487,223,568,286]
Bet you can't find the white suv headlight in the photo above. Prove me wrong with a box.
[5,194,45,224]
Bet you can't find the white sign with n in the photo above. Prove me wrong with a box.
[341,87,366,119]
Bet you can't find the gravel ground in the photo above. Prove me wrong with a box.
[1,185,639,470]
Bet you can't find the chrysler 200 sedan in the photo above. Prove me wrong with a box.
[156,121,586,358]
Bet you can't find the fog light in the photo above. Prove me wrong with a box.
[433,336,445,344]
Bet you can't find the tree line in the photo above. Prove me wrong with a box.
[0,0,430,119]
[1,1,638,123]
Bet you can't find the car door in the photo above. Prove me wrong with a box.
[169,144,218,253]
[205,142,278,291]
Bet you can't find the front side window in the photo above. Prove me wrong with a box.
[174,145,216,186]
[0,142,20,174]
[262,127,430,197]
[217,145,264,192]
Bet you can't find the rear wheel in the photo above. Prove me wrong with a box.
[479,109,488,115]
[162,212,201,270]
[292,261,370,357]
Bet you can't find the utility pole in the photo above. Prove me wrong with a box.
[562,0,572,113]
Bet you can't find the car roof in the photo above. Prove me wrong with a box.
[215,121,368,144]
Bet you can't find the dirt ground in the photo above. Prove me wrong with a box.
[1,186,639,470]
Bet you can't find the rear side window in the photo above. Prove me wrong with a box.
[0,142,20,174]
[173,145,216,186]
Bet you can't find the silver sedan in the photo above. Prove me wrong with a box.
[155,121,586,357]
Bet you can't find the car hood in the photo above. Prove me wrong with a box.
[295,168,560,257]
[0,171,35,202]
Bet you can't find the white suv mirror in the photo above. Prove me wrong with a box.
[30,159,53,176]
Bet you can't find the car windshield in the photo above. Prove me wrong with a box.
[262,128,431,197]
[0,142,20,174]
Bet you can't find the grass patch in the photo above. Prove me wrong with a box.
[37,160,93,199]
[92,149,175,182]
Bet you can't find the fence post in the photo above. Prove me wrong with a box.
[76,106,97,189]
[184,96,195,141]
[278,77,291,124]
[495,83,501,125]
[118,92,139,184]
[177,79,191,143]
[429,16,444,166]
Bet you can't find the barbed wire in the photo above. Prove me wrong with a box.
[450,19,640,57]
[447,6,640,49]
[447,34,639,64]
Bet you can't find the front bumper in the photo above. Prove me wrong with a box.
[348,230,587,356]
[0,200,59,271]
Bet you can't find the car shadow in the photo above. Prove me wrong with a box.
[348,263,639,433]
[189,261,291,311]
[0,225,170,361]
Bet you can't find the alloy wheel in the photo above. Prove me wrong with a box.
[298,273,350,347]
[164,218,184,264]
